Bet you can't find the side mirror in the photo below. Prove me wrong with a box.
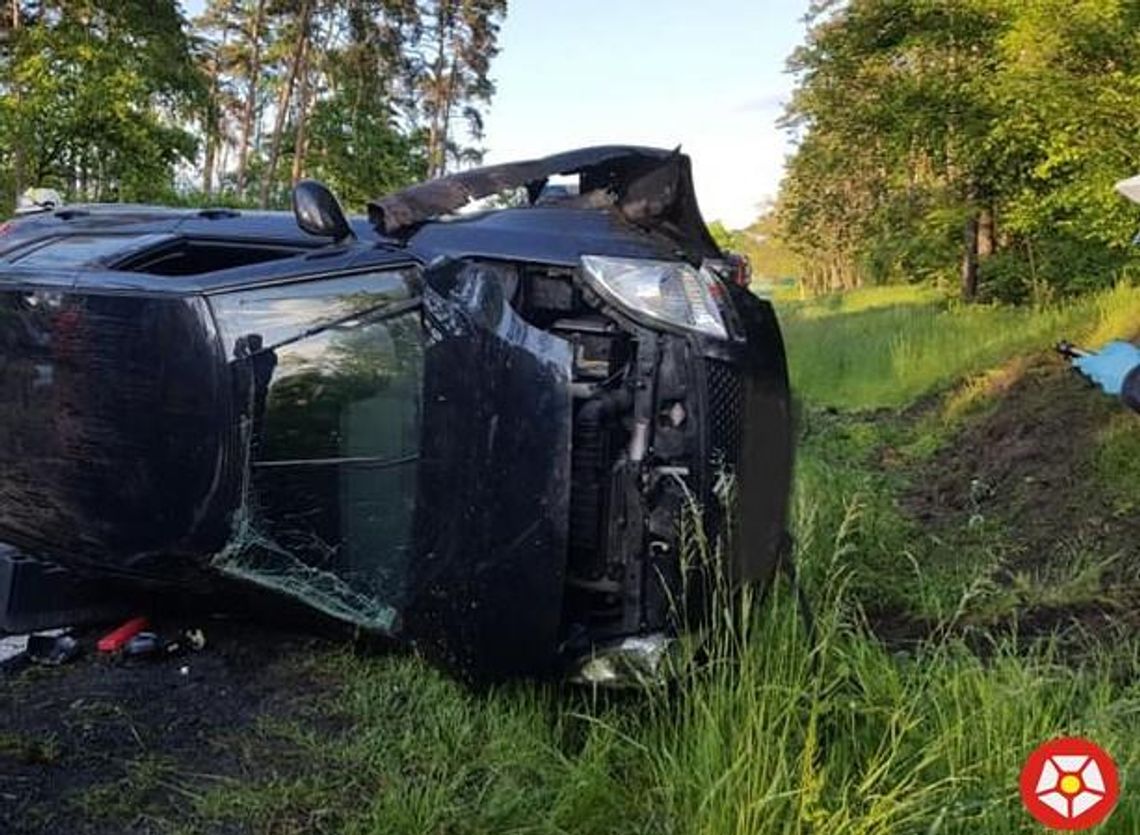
[292,180,354,242]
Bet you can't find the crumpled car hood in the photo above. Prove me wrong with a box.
[368,145,722,261]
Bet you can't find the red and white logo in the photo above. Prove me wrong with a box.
[1020,737,1120,830]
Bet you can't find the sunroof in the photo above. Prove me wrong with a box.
[9,234,174,269]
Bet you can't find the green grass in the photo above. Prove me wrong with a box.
[190,491,1140,834]
[73,756,186,824]
[177,281,1140,834]
[0,730,60,765]
[779,283,1140,410]
[1096,411,1140,513]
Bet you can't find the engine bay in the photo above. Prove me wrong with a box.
[509,262,737,656]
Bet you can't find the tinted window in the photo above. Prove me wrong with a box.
[211,268,424,631]
[210,269,416,353]
[258,307,422,462]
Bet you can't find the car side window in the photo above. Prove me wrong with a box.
[208,267,424,629]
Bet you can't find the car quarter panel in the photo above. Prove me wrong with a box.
[723,284,794,586]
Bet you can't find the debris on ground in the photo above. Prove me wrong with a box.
[95,617,150,654]
[25,633,80,666]
[121,632,161,659]
[0,634,28,666]
[903,355,1140,566]
[0,618,338,835]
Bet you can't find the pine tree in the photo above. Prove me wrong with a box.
[414,0,507,178]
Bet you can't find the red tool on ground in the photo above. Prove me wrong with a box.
[96,616,150,653]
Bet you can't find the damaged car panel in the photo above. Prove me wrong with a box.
[0,146,793,681]
[409,260,573,676]
[369,145,723,261]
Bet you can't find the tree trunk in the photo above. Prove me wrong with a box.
[261,0,312,207]
[961,212,980,300]
[978,205,995,259]
[438,55,460,174]
[235,0,267,199]
[427,2,452,178]
[203,135,216,197]
[202,45,221,197]
[290,32,314,186]
[218,140,231,190]
[10,0,24,205]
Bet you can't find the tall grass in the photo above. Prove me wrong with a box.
[623,482,1140,834]
[779,283,1140,410]
[196,478,1140,834]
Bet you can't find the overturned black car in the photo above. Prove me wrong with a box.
[0,147,792,681]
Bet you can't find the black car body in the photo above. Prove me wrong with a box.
[0,147,792,680]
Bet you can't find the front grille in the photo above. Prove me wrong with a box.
[705,360,744,471]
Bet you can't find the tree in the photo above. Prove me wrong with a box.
[778,0,1140,301]
[288,4,316,186]
[0,0,204,207]
[260,0,315,207]
[193,12,235,197]
[781,0,1007,298]
[0,0,508,214]
[413,0,507,177]
[234,0,267,198]
[1,1,26,204]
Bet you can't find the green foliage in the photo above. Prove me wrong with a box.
[1094,411,1140,510]
[779,282,1140,409]
[304,94,429,212]
[0,0,204,209]
[714,211,807,286]
[746,212,806,281]
[779,0,1140,299]
[707,219,739,250]
[414,0,509,177]
[0,1,509,214]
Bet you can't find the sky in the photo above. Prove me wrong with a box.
[481,0,812,227]
[182,0,811,227]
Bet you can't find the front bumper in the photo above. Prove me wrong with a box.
[560,281,793,668]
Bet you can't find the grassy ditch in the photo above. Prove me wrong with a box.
[180,285,1140,833]
[181,487,1139,834]
[778,282,1140,410]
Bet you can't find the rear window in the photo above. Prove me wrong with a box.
[9,234,172,269]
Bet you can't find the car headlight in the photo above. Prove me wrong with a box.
[580,255,728,339]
